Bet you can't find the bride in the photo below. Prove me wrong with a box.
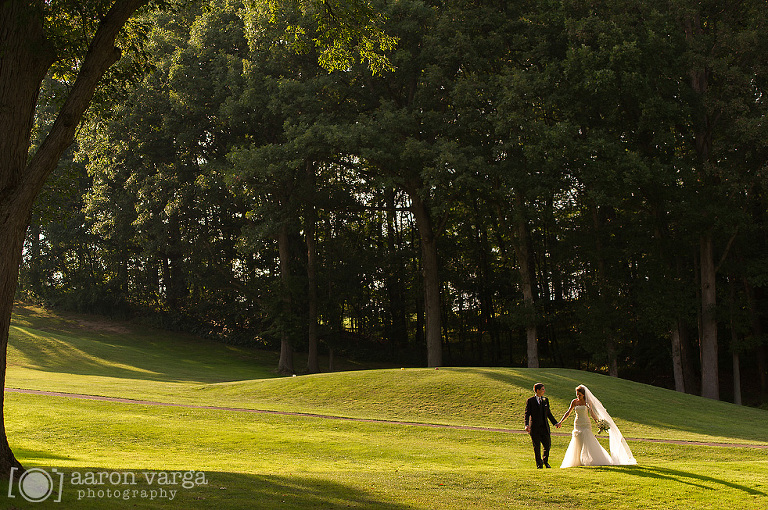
[558,385,637,468]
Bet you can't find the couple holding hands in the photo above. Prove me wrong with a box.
[524,383,637,469]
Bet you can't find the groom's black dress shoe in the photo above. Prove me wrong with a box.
[537,465,543,469]
[544,463,551,468]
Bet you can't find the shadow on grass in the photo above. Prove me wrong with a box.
[222,473,412,510]
[9,303,387,386]
[12,447,73,463]
[8,324,279,385]
[2,469,411,509]
[611,466,766,496]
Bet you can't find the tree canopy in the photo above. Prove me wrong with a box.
[18,0,768,408]
[8,1,768,474]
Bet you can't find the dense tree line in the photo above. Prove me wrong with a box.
[18,0,768,407]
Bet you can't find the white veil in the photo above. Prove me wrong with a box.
[582,385,637,465]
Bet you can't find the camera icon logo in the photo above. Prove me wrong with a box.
[7,467,64,503]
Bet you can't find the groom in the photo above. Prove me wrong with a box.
[524,382,560,468]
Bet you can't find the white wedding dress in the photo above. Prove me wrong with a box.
[560,386,637,468]
[560,405,613,467]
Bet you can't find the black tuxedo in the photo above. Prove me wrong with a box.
[525,395,558,468]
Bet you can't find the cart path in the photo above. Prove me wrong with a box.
[8,387,768,449]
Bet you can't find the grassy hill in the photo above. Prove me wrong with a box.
[8,302,767,445]
[3,302,767,509]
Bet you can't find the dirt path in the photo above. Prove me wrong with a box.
[8,387,768,449]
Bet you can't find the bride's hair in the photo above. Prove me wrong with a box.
[576,385,587,400]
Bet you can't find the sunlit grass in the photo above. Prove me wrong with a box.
[3,302,767,509]
[4,391,767,510]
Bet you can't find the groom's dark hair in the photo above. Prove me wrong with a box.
[533,383,545,392]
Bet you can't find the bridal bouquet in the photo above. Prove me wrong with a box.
[596,419,610,434]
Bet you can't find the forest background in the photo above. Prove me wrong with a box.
[17,0,768,407]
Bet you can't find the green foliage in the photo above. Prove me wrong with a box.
[20,0,768,402]
[249,0,397,73]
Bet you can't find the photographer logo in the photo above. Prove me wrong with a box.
[8,467,64,503]
[7,468,207,503]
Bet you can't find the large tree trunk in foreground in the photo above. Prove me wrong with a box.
[1,3,55,476]
[0,0,151,476]
[0,217,28,477]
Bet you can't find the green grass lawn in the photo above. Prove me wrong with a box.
[2,303,767,509]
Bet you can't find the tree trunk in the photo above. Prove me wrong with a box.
[726,275,741,406]
[671,320,686,393]
[277,224,294,375]
[684,9,720,400]
[1,0,151,477]
[494,195,539,368]
[514,192,539,368]
[409,191,442,367]
[679,323,699,395]
[305,163,319,374]
[732,352,742,405]
[0,215,29,477]
[699,232,719,399]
